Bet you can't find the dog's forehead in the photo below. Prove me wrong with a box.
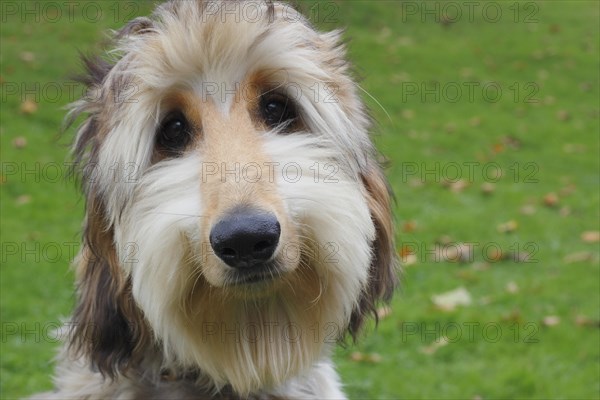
[122,1,317,92]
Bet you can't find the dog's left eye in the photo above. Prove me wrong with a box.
[156,112,192,155]
[260,94,297,129]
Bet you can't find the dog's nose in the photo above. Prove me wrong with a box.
[209,208,280,269]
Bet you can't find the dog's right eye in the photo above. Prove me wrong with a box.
[156,112,192,156]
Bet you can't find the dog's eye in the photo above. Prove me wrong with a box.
[260,94,297,129]
[156,112,192,155]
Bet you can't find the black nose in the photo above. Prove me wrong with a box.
[209,208,280,269]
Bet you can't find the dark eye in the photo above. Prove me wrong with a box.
[260,94,297,129]
[156,111,192,156]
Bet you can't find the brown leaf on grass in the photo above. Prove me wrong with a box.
[520,205,537,215]
[486,247,504,262]
[575,315,600,328]
[581,231,600,243]
[12,136,27,149]
[350,352,364,362]
[432,287,472,311]
[563,251,593,264]
[401,109,415,120]
[441,179,469,192]
[502,135,522,149]
[543,192,559,208]
[19,51,35,63]
[469,116,482,127]
[433,243,474,263]
[399,244,417,266]
[402,220,417,233]
[420,336,449,355]
[408,178,424,188]
[556,110,571,121]
[492,143,504,154]
[365,353,382,363]
[543,316,561,327]
[501,310,523,323]
[497,220,518,233]
[505,251,533,263]
[20,99,38,114]
[480,182,495,195]
[559,184,577,196]
[506,281,519,294]
[559,206,571,217]
[444,123,457,134]
[16,195,31,205]
[435,235,453,245]
[401,253,417,267]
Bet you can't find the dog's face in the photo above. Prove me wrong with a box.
[70,0,396,395]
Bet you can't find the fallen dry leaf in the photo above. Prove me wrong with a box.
[543,316,561,327]
[435,235,453,245]
[401,253,417,267]
[575,315,600,328]
[520,205,537,215]
[559,206,571,217]
[556,110,571,121]
[16,195,31,205]
[563,251,593,264]
[469,116,482,127]
[433,243,474,263]
[581,231,600,243]
[420,336,449,355]
[402,220,417,233]
[365,353,382,363]
[12,136,27,149]
[481,182,495,195]
[19,51,35,62]
[20,99,38,114]
[350,352,364,362]
[444,123,457,134]
[504,251,532,263]
[401,109,415,120]
[497,220,518,233]
[506,281,519,294]
[543,192,559,208]
[432,287,472,311]
[445,179,469,193]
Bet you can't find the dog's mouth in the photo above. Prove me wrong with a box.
[227,261,284,287]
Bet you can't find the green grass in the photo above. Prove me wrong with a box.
[1,1,599,399]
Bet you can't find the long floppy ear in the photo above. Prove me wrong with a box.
[66,16,156,374]
[349,159,399,338]
[69,194,149,378]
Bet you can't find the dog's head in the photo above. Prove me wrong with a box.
[68,0,397,394]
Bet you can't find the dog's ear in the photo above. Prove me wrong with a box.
[116,16,154,38]
[349,160,399,338]
[69,195,149,378]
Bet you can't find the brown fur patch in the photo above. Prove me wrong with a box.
[70,195,150,378]
[349,161,399,338]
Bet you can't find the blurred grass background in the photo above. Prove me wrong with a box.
[1,1,599,398]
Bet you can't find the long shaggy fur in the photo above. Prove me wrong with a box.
[33,1,398,398]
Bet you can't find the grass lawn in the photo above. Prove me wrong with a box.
[1,1,599,398]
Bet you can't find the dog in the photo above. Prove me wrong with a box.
[33,1,397,398]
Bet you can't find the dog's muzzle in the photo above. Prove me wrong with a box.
[209,207,280,272]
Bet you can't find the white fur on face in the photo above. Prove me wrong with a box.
[79,0,378,396]
[114,135,374,394]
